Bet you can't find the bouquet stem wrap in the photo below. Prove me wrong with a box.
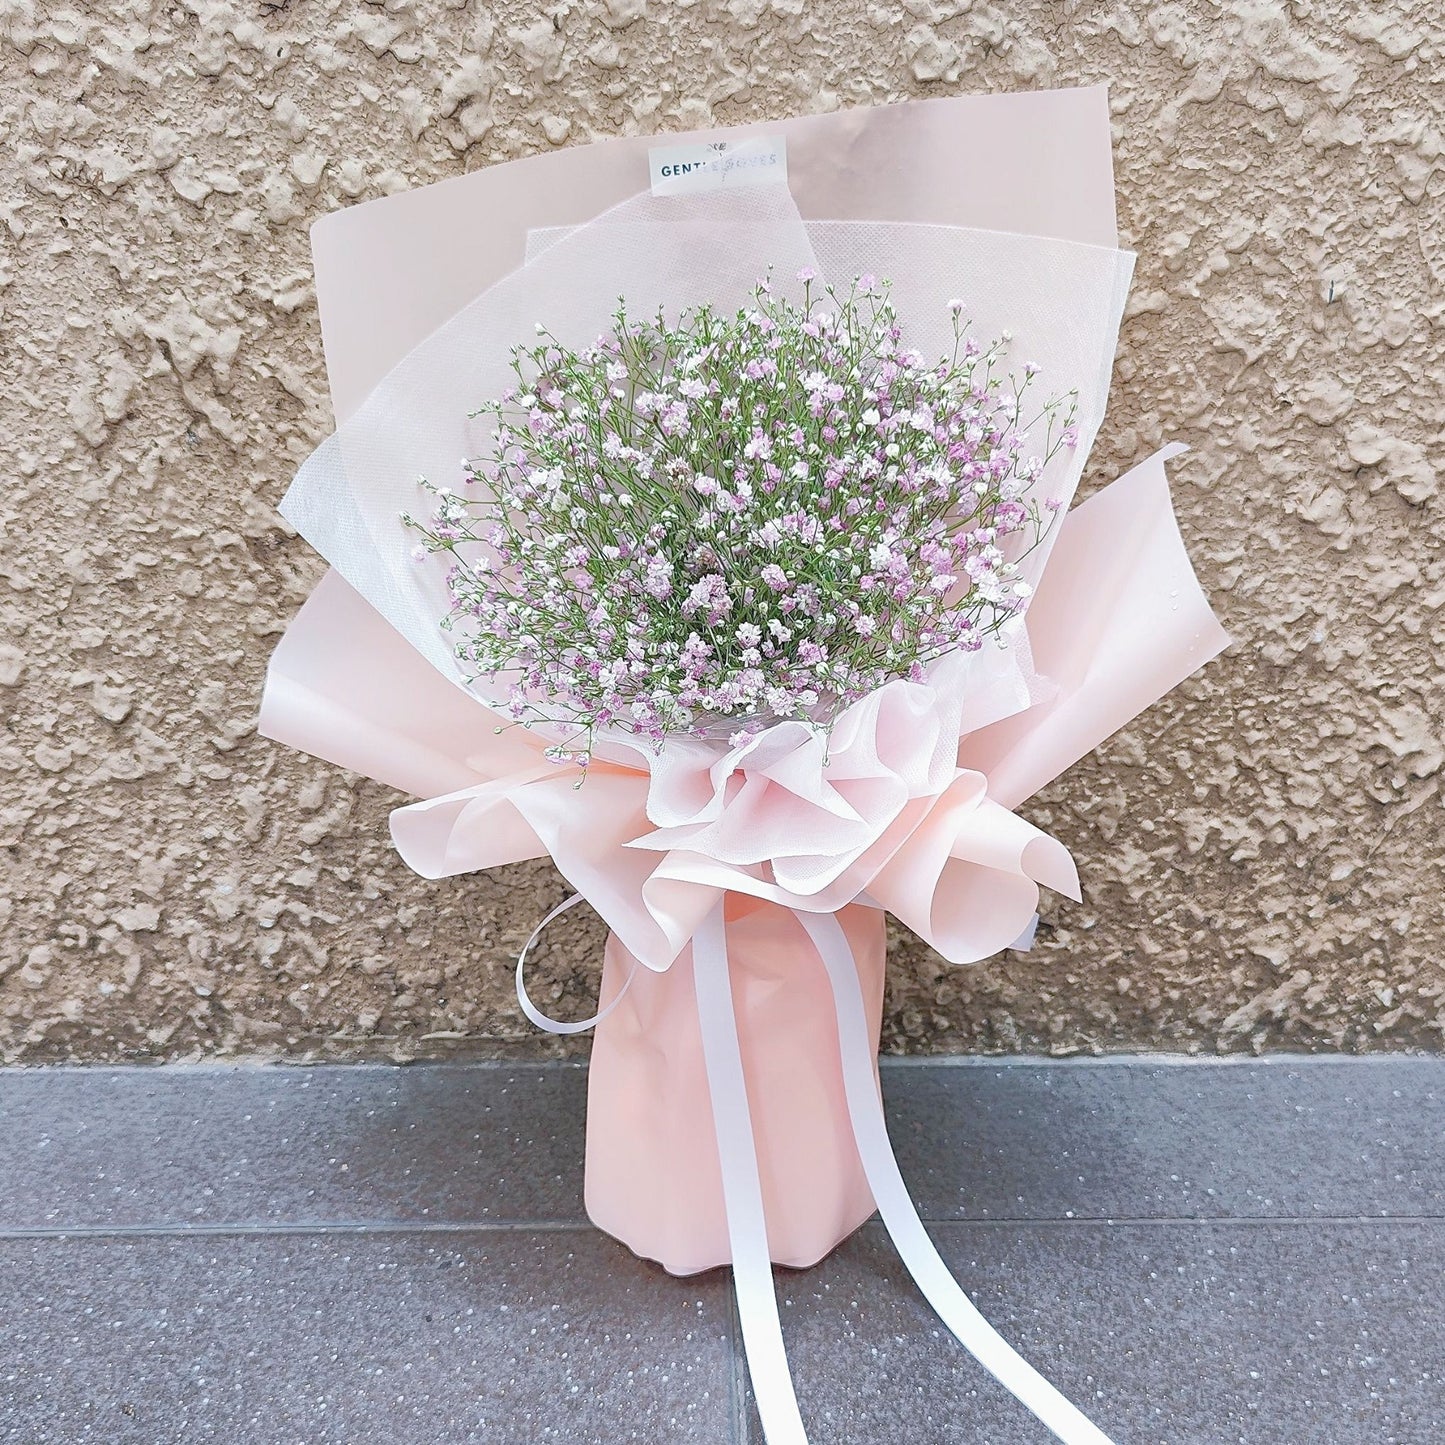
[585,898,886,1277]
[258,92,1232,1445]
[520,893,1116,1443]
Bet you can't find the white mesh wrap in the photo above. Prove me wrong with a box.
[281,147,1134,706]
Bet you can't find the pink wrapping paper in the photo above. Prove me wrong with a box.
[258,90,1231,1445]
[261,88,1227,1269]
[312,88,1118,423]
[587,899,886,1277]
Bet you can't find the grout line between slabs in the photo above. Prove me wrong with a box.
[1,1214,1442,1242]
[0,1220,595,1240]
[878,1052,1445,1070]
[3,1053,1439,1080]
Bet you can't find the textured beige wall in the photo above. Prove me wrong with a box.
[1,0,1441,1063]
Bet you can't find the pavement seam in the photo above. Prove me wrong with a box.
[0,1214,1441,1241]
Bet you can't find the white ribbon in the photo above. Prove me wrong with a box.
[514,893,637,1035]
[520,900,1116,1444]
[693,904,810,1443]
[798,909,1116,1445]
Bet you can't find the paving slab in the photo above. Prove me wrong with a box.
[1,1057,1442,1444]
[882,1056,1445,1222]
[0,1063,590,1230]
[0,1229,735,1445]
[4,1057,1440,1235]
[742,1220,1445,1444]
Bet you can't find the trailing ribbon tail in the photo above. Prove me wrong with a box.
[798,909,1117,1445]
[693,905,811,1444]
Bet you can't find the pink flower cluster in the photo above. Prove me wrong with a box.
[407,276,1078,761]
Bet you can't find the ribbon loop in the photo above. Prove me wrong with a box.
[515,893,638,1035]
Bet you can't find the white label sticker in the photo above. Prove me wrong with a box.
[648,137,788,196]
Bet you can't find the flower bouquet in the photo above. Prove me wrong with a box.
[260,89,1228,1445]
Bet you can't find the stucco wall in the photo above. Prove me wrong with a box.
[1,0,1441,1063]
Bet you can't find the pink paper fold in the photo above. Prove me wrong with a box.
[313,89,1118,423]
[259,568,537,799]
[261,446,1228,975]
[959,444,1231,807]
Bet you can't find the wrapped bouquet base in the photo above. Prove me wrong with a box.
[586,898,885,1276]
[259,90,1232,1445]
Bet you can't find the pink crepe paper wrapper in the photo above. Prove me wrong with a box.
[311,88,1119,421]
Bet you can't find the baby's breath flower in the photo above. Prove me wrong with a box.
[405,277,1077,762]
